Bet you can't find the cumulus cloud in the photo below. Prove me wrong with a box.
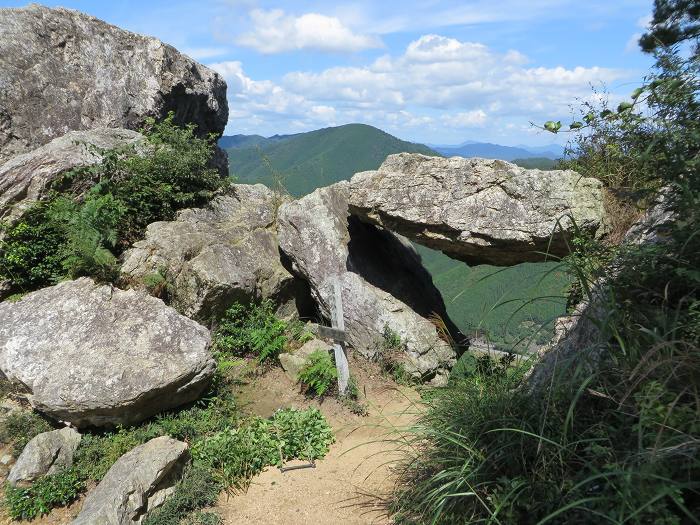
[211,34,627,137]
[236,9,382,53]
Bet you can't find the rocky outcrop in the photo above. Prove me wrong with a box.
[8,427,81,486]
[278,183,458,383]
[0,128,142,224]
[347,154,607,265]
[120,184,307,321]
[0,5,228,165]
[0,278,215,428]
[73,436,189,525]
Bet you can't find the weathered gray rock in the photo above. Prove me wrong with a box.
[120,184,306,321]
[0,278,215,428]
[278,183,458,383]
[0,5,228,165]
[0,128,142,224]
[73,436,188,525]
[279,339,332,382]
[8,427,81,486]
[347,154,607,265]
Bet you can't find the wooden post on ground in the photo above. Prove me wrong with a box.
[331,280,350,395]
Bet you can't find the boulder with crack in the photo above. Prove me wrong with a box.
[278,182,458,383]
[0,128,142,225]
[0,4,227,165]
[347,154,607,265]
[120,184,308,321]
[8,427,81,486]
[0,278,215,428]
[72,436,189,525]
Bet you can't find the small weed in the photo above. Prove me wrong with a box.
[213,300,287,362]
[298,350,338,397]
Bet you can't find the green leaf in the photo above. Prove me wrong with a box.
[544,121,562,133]
[617,101,634,113]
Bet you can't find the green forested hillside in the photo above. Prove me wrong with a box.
[221,124,570,344]
[415,245,569,349]
[224,123,437,197]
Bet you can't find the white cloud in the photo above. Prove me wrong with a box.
[211,34,628,139]
[443,110,488,128]
[236,9,382,54]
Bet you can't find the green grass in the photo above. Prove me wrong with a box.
[0,410,53,457]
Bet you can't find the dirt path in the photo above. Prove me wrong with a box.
[216,355,418,525]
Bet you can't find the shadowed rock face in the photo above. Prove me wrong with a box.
[0,5,228,165]
[0,278,215,428]
[121,184,310,321]
[278,182,459,383]
[348,154,607,266]
[0,128,143,224]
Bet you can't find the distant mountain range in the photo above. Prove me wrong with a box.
[219,123,568,345]
[430,141,565,161]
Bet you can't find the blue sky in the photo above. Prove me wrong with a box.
[5,1,655,146]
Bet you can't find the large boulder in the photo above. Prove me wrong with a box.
[0,5,228,165]
[347,154,607,265]
[8,427,81,486]
[0,278,215,428]
[73,436,189,525]
[0,128,142,224]
[278,183,458,383]
[120,184,307,321]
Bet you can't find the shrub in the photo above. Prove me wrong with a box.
[298,350,337,397]
[4,469,83,520]
[213,300,288,362]
[0,113,224,293]
[0,206,66,291]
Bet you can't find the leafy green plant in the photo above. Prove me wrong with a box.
[213,300,288,362]
[298,350,337,397]
[192,408,334,489]
[0,410,53,457]
[4,469,83,520]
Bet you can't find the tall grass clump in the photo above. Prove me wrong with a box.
[390,9,699,524]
